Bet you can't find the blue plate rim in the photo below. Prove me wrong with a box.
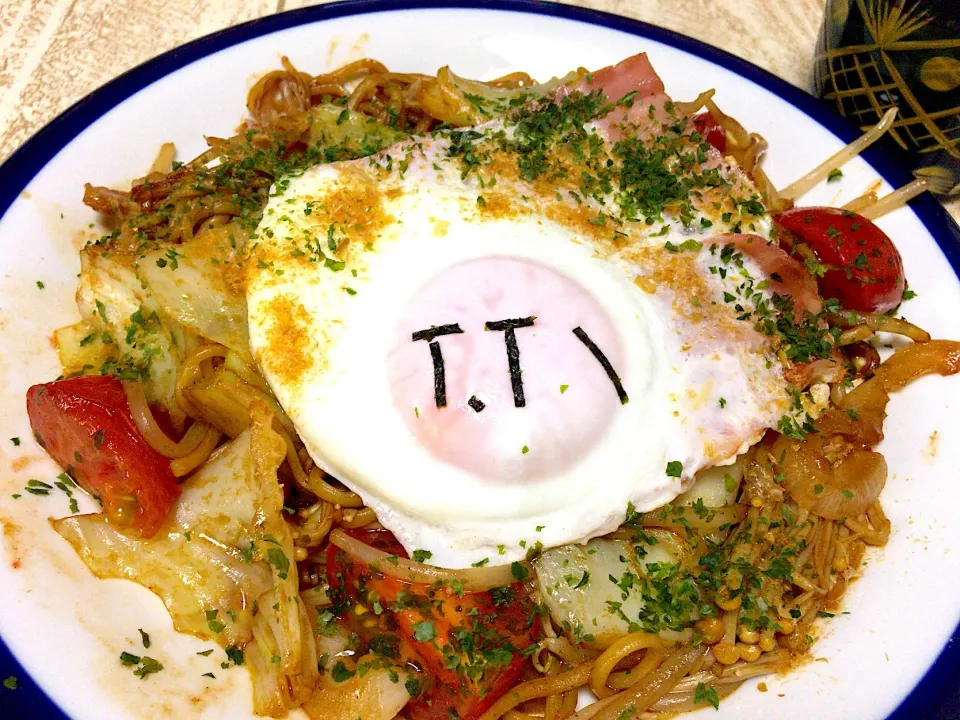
[0,1,957,718]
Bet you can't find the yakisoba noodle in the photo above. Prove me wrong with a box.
[122,379,211,458]
[589,632,664,698]
[23,51,960,720]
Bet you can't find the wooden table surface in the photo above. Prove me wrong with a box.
[0,0,828,161]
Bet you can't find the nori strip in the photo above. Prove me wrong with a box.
[485,317,535,331]
[429,341,447,408]
[572,326,629,404]
[468,395,486,412]
[412,324,464,408]
[485,317,536,407]
[411,323,464,342]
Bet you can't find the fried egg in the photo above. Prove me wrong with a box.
[247,54,798,567]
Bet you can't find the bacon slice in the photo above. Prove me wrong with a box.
[713,233,824,316]
[571,53,665,102]
[557,53,671,142]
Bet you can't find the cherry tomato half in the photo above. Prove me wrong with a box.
[692,111,726,153]
[26,375,181,537]
[327,529,536,720]
[775,207,906,314]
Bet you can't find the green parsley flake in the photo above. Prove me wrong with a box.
[511,561,529,581]
[826,168,843,183]
[133,657,163,680]
[266,548,290,579]
[206,609,226,634]
[525,541,544,561]
[120,651,164,679]
[412,620,436,642]
[665,460,683,477]
[664,239,703,253]
[3,676,18,691]
[331,660,355,683]
[723,473,738,494]
[694,682,720,710]
[225,646,244,666]
[120,651,143,668]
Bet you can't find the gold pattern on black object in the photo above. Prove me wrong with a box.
[815,0,959,195]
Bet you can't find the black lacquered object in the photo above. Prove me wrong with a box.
[815,0,959,196]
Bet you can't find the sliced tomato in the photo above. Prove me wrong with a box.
[774,207,906,314]
[26,375,181,537]
[692,111,726,153]
[327,529,537,720]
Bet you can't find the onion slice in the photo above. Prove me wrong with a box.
[774,436,887,520]
[869,339,960,392]
[329,528,521,592]
[827,312,930,343]
[776,340,960,519]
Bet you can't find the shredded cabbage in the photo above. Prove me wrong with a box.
[75,247,185,420]
[137,224,250,356]
[55,403,317,716]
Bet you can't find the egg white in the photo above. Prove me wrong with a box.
[247,134,790,567]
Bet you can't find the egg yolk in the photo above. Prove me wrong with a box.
[387,256,627,483]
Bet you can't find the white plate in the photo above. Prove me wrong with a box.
[1,3,959,719]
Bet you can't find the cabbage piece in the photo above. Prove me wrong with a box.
[308,104,408,157]
[302,661,411,720]
[534,537,698,648]
[55,403,317,716]
[75,246,186,420]
[675,462,743,508]
[416,67,580,127]
[185,368,257,438]
[184,366,295,440]
[54,321,115,376]
[314,623,351,672]
[137,224,250,357]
